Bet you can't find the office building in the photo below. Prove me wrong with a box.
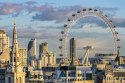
[0,47,10,68]
[70,38,79,65]
[38,42,56,67]
[27,38,36,65]
[26,67,44,83]
[119,56,125,65]
[42,66,58,83]
[57,66,94,83]
[103,65,125,83]
[0,30,10,68]
[19,48,27,66]
[39,42,48,56]
[0,30,9,53]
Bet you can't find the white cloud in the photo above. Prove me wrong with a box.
[75,23,110,34]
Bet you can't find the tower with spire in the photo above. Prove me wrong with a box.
[5,22,25,83]
[10,22,20,70]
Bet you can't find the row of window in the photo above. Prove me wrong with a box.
[115,77,125,80]
[8,77,22,83]
[62,79,83,82]
[26,81,44,83]
[29,74,43,79]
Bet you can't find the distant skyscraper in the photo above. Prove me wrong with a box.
[70,38,78,65]
[0,30,9,53]
[27,38,36,65]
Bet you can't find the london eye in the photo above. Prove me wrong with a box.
[59,8,120,63]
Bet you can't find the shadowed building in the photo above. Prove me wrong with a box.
[27,38,36,65]
[70,38,79,66]
[39,42,48,55]
[0,68,6,83]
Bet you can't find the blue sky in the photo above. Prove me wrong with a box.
[0,0,125,57]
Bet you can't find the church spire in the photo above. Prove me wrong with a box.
[11,21,20,68]
[12,20,18,46]
[6,21,26,83]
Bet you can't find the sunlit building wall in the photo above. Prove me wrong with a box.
[0,30,9,53]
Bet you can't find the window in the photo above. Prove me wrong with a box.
[14,57,16,62]
[10,57,12,62]
[116,77,119,80]
[8,77,11,83]
[19,77,21,83]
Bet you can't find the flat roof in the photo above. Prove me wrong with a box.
[0,30,6,34]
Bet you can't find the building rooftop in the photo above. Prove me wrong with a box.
[0,30,6,34]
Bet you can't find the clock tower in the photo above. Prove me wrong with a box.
[5,22,25,83]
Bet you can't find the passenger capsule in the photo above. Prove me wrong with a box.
[117,39,120,41]
[59,46,62,49]
[117,46,121,48]
[61,31,64,34]
[64,24,67,27]
[72,14,75,16]
[59,38,63,41]
[77,10,81,13]
[67,18,71,21]
[60,54,63,56]
[94,9,97,11]
[88,8,92,11]
[83,9,86,11]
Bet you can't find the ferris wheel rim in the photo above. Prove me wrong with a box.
[59,8,120,58]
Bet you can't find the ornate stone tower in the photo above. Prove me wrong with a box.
[104,64,114,83]
[5,22,25,83]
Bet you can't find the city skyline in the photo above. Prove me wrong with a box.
[0,1,125,83]
[0,0,125,57]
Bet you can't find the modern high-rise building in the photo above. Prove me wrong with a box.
[27,38,36,65]
[70,38,78,65]
[5,22,25,83]
[0,30,9,53]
